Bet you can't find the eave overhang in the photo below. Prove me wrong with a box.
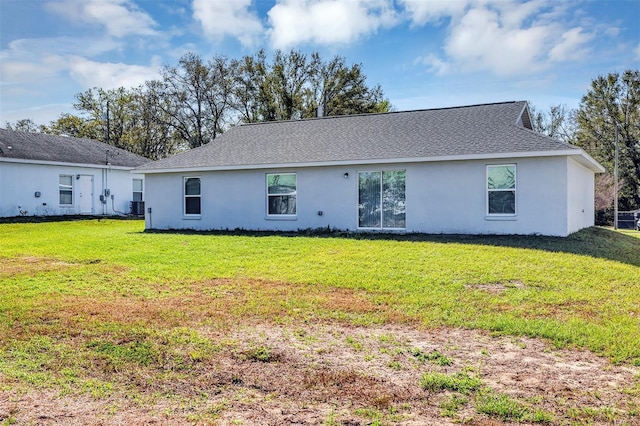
[0,157,138,170]
[135,149,604,175]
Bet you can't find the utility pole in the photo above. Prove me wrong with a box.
[614,124,619,230]
[106,100,110,146]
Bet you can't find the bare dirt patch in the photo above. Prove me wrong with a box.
[1,322,638,425]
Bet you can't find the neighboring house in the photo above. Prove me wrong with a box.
[0,129,149,217]
[136,101,604,236]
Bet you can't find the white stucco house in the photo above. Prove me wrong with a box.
[0,129,149,217]
[136,101,604,236]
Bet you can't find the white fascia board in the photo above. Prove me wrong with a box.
[569,150,605,173]
[0,157,135,170]
[136,149,601,174]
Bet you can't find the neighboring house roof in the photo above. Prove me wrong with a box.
[136,101,603,173]
[0,129,149,168]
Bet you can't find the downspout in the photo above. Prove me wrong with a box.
[614,125,619,230]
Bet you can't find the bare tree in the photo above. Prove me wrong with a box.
[6,50,391,157]
[3,118,43,133]
[529,104,576,143]
[153,53,233,148]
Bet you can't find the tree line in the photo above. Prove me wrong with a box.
[5,58,639,212]
[531,69,639,214]
[5,49,389,160]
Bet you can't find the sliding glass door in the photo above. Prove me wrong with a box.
[358,170,406,229]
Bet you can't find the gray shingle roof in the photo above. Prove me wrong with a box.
[0,129,149,168]
[137,101,597,172]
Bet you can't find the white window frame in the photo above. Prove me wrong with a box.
[59,174,74,206]
[132,179,143,202]
[183,176,201,217]
[357,170,406,230]
[266,172,297,218]
[486,164,517,217]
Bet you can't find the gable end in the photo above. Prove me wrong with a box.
[517,103,534,130]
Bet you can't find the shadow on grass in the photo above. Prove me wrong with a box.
[145,226,640,268]
[0,215,143,224]
[1,216,636,266]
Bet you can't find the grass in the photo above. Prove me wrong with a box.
[420,371,482,394]
[475,390,553,423]
[423,369,554,423]
[1,220,638,361]
[410,348,453,366]
[0,219,639,422]
[439,394,468,418]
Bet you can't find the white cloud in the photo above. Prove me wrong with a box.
[412,1,595,77]
[400,0,472,25]
[548,27,593,62]
[604,26,621,37]
[0,37,121,86]
[443,5,552,76]
[46,0,157,37]
[1,103,74,126]
[192,0,263,46]
[416,54,450,76]
[2,36,119,60]
[496,0,547,28]
[267,0,398,48]
[67,56,160,89]
[1,48,159,92]
[635,43,640,61]
[0,35,161,124]
[1,55,67,85]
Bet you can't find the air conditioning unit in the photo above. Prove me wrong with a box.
[130,201,145,216]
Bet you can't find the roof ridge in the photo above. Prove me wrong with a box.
[1,128,109,146]
[0,128,146,155]
[137,100,603,173]
[237,101,524,127]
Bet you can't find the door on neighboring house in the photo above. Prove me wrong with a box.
[78,175,94,214]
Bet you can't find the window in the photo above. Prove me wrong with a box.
[59,175,73,205]
[133,179,143,201]
[487,165,516,215]
[267,173,296,216]
[358,170,406,229]
[184,177,201,215]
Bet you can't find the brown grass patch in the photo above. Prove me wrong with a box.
[10,278,408,334]
[465,280,526,294]
[0,256,78,277]
[2,277,418,359]
[301,368,410,409]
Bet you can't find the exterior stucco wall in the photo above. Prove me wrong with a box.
[0,161,143,217]
[566,157,595,234]
[144,167,356,231]
[406,157,569,236]
[144,156,591,236]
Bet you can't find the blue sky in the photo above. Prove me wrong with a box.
[1,0,638,125]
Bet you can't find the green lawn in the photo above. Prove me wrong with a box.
[0,220,639,423]
[1,220,638,362]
